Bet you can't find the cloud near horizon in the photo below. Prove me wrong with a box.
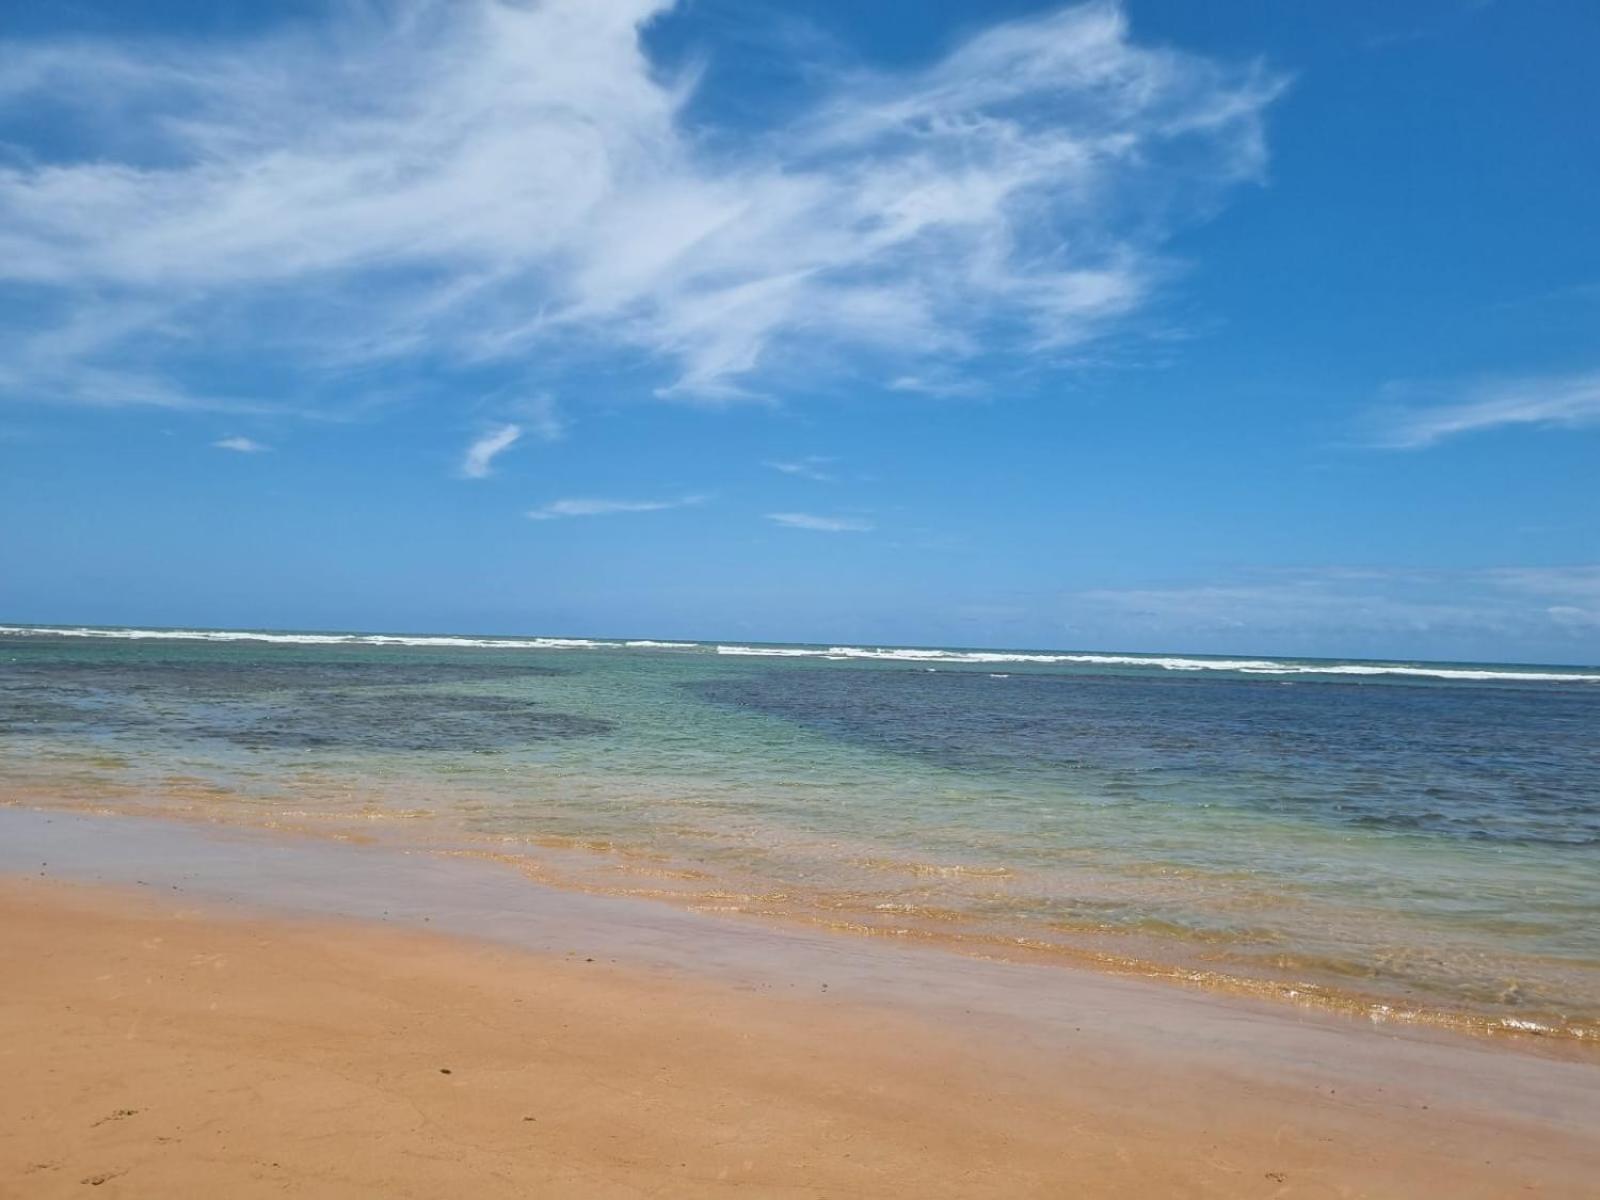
[0,0,1282,417]
[527,495,706,520]
[1066,565,1600,653]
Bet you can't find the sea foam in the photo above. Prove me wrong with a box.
[3,625,1595,683]
[712,643,1600,683]
[0,625,605,650]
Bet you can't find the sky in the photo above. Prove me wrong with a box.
[1,0,1597,663]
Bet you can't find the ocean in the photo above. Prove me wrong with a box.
[2,623,1597,1042]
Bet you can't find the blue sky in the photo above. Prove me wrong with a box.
[1,0,1597,662]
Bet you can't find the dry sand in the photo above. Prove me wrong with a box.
[2,876,1597,1198]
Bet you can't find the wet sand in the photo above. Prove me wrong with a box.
[2,809,1598,1197]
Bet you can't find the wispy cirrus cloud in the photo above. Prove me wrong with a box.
[1372,371,1600,448]
[767,512,873,532]
[1483,566,1600,629]
[527,495,705,520]
[460,424,523,478]
[461,396,563,477]
[0,1,1282,416]
[1485,565,1600,602]
[213,436,269,453]
[1070,565,1600,652]
[764,456,836,482]
[511,394,567,443]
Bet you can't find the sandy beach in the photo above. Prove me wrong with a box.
[3,810,1597,1198]
[7,0,1598,1191]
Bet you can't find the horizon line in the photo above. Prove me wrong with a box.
[2,620,1597,673]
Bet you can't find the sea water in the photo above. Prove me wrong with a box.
[2,624,1596,1040]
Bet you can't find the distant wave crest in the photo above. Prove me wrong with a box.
[712,644,1600,683]
[3,625,1595,683]
[0,625,606,650]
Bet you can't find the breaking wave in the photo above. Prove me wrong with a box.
[0,625,607,650]
[3,625,1594,683]
[712,644,1600,683]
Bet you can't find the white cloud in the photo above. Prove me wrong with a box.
[213,436,268,452]
[765,456,835,482]
[767,512,873,532]
[1374,371,1600,448]
[1547,606,1600,629]
[460,423,523,478]
[527,494,705,520]
[1069,565,1600,649]
[1485,565,1600,602]
[1486,567,1600,629]
[887,374,985,398]
[0,1,1282,413]
[512,394,567,443]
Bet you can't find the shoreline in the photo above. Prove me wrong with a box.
[3,806,1600,1196]
[6,788,1598,1050]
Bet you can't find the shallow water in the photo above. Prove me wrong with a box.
[2,624,1597,1040]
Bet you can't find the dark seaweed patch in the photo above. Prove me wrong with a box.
[204,690,614,752]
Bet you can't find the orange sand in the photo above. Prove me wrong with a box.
[1,877,1595,1198]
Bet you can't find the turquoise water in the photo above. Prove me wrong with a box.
[2,624,1597,1040]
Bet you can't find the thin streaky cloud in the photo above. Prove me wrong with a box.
[767,512,873,532]
[213,436,269,453]
[764,456,836,482]
[1072,564,1600,641]
[1485,566,1600,604]
[513,394,567,443]
[1374,371,1600,448]
[460,423,523,478]
[528,495,706,520]
[0,1,1284,414]
[887,374,985,398]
